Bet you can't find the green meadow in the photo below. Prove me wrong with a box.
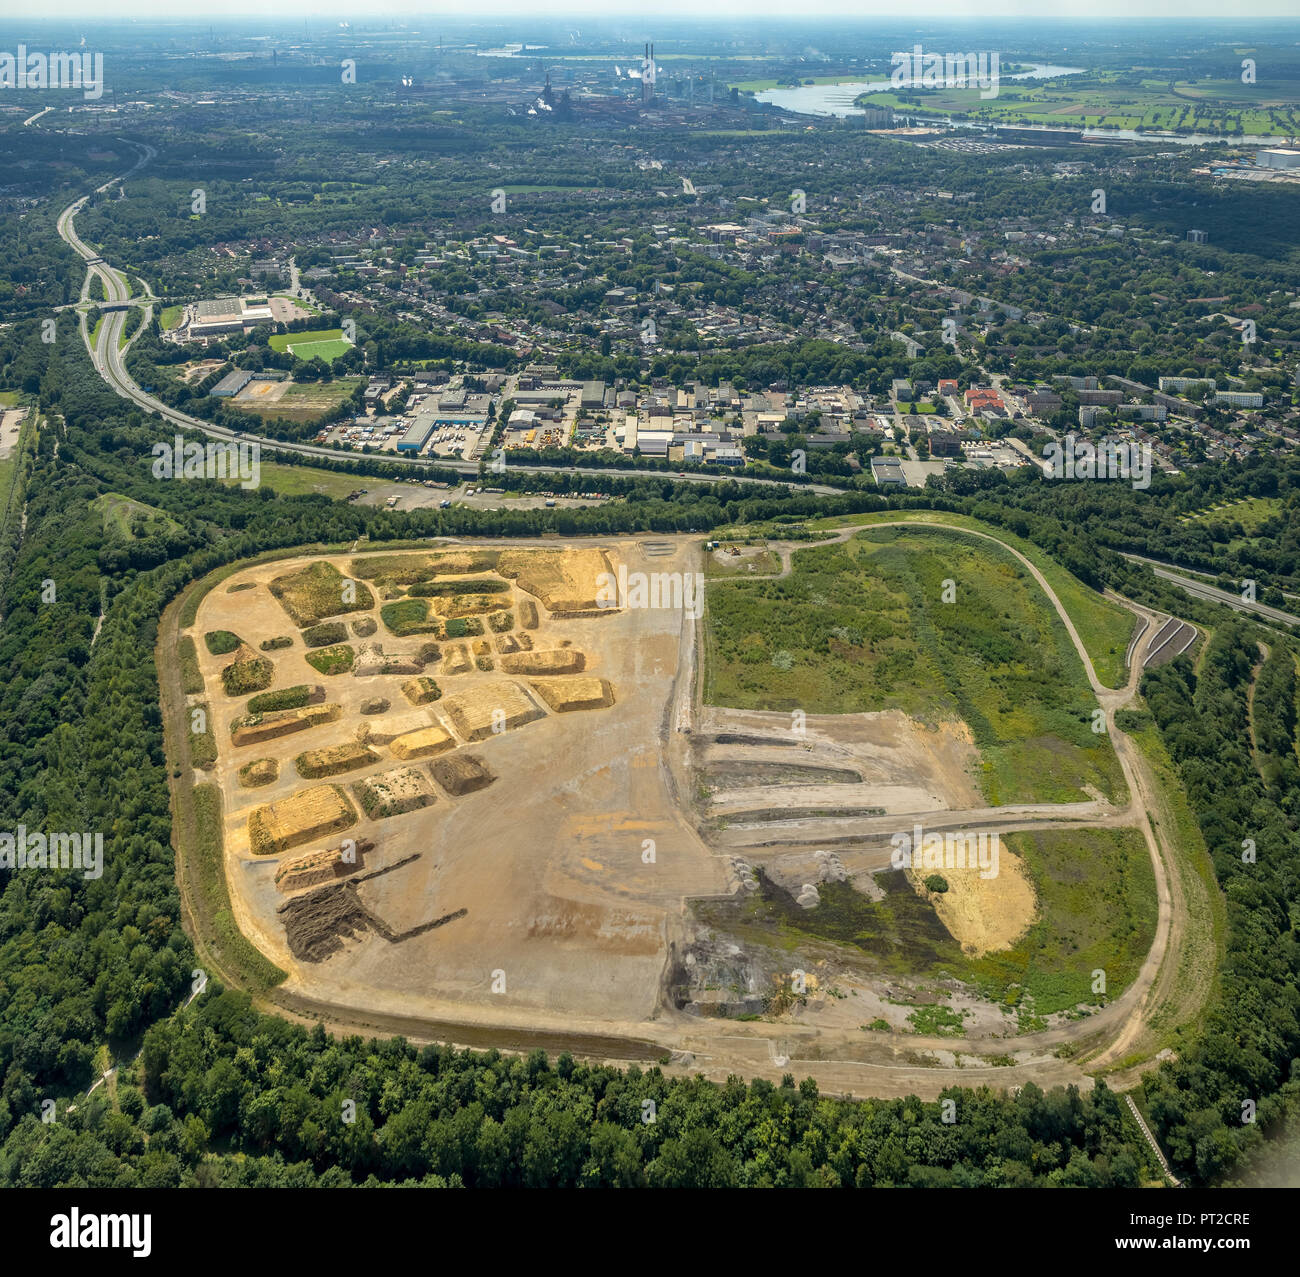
[703,525,1126,805]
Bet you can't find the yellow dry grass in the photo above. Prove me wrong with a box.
[275,842,366,892]
[907,848,1038,957]
[497,547,612,615]
[230,704,340,747]
[400,676,442,705]
[441,645,472,675]
[390,724,456,760]
[529,677,615,713]
[238,758,279,788]
[433,593,510,619]
[352,765,436,818]
[294,742,379,779]
[442,680,545,742]
[500,649,586,675]
[248,784,357,856]
[269,561,375,627]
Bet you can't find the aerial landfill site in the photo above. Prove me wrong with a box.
[172,523,1170,1100]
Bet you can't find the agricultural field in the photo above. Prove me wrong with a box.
[858,72,1300,134]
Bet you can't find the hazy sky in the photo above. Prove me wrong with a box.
[13,1,1300,21]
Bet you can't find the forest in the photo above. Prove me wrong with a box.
[1139,624,1300,1182]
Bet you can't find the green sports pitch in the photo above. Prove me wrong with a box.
[268,328,353,361]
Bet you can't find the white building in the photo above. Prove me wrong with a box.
[1258,148,1300,170]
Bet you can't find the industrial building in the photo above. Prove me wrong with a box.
[871,456,907,487]
[635,430,672,457]
[1257,148,1300,170]
[397,416,438,453]
[209,369,255,397]
[189,296,276,339]
[190,298,245,338]
[397,396,489,453]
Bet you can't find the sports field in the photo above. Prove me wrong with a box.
[268,328,353,361]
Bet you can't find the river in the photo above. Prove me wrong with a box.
[755,63,1085,116]
[756,63,1278,145]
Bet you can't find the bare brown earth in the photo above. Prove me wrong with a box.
[188,542,686,1036]
[907,855,1038,957]
[430,753,495,796]
[165,527,1212,1098]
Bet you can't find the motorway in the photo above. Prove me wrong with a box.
[1121,552,1300,628]
[54,149,843,497]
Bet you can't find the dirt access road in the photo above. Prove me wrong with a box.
[722,520,1205,1089]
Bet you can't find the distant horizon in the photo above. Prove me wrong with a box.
[6,3,1300,26]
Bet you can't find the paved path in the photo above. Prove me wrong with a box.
[1126,1094,1183,1187]
[1123,552,1299,628]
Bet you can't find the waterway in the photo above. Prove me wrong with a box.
[755,63,1085,116]
[756,64,1276,146]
